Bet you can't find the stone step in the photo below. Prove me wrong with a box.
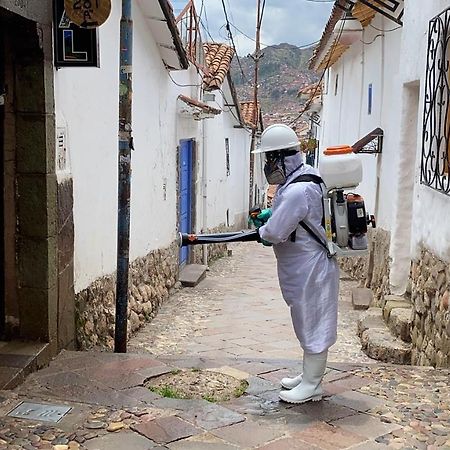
[357,307,385,337]
[179,264,207,287]
[382,295,411,321]
[357,307,412,365]
[387,307,412,343]
[351,287,373,311]
[381,294,412,343]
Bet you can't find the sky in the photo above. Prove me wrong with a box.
[171,0,334,56]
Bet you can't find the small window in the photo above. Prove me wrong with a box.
[368,83,373,115]
[225,138,230,176]
[334,74,339,96]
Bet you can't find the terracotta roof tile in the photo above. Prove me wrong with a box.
[240,101,260,128]
[178,94,221,115]
[203,43,235,90]
[298,83,323,97]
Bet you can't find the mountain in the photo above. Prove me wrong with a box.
[230,43,319,128]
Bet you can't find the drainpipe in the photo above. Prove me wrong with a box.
[115,0,133,353]
[202,116,208,266]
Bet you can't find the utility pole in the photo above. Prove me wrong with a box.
[115,0,133,353]
[249,0,262,208]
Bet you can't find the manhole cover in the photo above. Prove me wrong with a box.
[146,369,248,403]
[7,402,72,423]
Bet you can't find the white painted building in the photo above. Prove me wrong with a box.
[53,0,257,348]
[311,0,450,367]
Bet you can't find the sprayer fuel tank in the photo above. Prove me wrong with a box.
[319,145,362,190]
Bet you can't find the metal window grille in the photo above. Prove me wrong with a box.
[421,7,450,195]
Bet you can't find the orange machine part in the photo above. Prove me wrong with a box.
[324,145,353,156]
[347,194,364,203]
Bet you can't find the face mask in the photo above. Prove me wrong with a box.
[264,159,286,185]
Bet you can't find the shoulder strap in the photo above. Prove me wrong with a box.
[288,174,329,255]
[290,174,324,185]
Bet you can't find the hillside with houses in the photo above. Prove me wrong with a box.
[231,43,319,127]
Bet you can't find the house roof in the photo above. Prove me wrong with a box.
[298,83,323,97]
[240,101,260,128]
[309,1,379,72]
[178,94,222,116]
[203,43,235,90]
[138,0,189,70]
[309,4,345,71]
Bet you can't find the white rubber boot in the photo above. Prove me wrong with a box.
[279,351,327,404]
[280,373,302,390]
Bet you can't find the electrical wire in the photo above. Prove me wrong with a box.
[229,22,319,50]
[258,0,266,28]
[369,23,402,33]
[216,86,253,133]
[220,0,249,83]
[167,70,202,88]
[360,34,383,45]
[289,17,346,126]
[167,66,251,133]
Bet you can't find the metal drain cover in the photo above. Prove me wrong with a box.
[7,402,72,423]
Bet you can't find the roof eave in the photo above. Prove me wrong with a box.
[157,0,189,70]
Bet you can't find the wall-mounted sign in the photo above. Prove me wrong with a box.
[64,0,111,28]
[53,0,99,67]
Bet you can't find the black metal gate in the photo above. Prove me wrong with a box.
[421,7,450,196]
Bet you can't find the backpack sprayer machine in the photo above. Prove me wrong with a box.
[179,145,375,258]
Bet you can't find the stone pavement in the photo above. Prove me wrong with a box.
[0,243,449,450]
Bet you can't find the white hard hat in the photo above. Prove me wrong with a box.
[252,124,300,154]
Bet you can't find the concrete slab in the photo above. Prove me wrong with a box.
[351,288,373,310]
[179,264,207,287]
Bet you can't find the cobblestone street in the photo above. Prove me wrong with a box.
[0,244,449,449]
[128,243,373,364]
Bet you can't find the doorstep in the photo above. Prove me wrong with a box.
[0,341,50,389]
[179,264,207,287]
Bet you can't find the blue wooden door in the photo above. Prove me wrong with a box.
[179,140,193,266]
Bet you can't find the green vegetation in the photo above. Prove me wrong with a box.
[234,380,249,398]
[149,385,185,399]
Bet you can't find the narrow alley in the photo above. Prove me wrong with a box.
[0,245,448,450]
[128,243,372,365]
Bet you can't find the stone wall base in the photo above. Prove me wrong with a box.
[75,242,179,350]
[410,248,450,368]
[339,228,391,304]
[192,224,239,265]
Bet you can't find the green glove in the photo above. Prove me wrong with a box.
[256,228,273,247]
[248,208,272,228]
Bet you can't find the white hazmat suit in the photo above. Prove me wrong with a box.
[259,152,339,354]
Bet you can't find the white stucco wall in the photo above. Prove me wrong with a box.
[55,0,199,292]
[402,0,450,262]
[319,15,402,230]
[203,81,251,229]
[55,0,253,291]
[319,0,450,293]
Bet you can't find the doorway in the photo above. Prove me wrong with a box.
[0,25,4,338]
[178,139,194,266]
[0,7,58,345]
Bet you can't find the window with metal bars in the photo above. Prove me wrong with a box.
[421,7,450,195]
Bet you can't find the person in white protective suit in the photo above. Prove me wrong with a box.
[251,124,340,404]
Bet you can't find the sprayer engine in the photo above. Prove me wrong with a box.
[320,145,376,257]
